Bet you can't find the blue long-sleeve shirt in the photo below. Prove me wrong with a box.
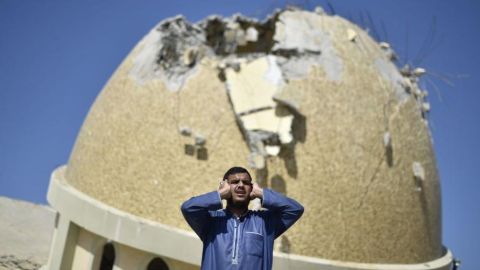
[181,189,304,270]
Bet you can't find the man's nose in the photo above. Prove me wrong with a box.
[238,180,244,187]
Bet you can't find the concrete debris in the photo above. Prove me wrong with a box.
[397,64,432,118]
[379,42,390,49]
[246,26,258,42]
[423,119,429,127]
[272,10,324,52]
[402,77,413,93]
[224,21,247,48]
[179,126,192,136]
[225,56,294,154]
[183,47,198,66]
[347,28,357,42]
[314,6,325,14]
[400,64,425,78]
[272,10,344,81]
[194,134,206,146]
[383,132,392,149]
[250,152,266,169]
[399,65,411,77]
[384,131,394,166]
[412,86,423,97]
[230,61,242,72]
[130,8,434,174]
[130,16,206,91]
[200,14,275,55]
[222,55,301,169]
[265,145,281,156]
[422,102,431,113]
[413,67,427,77]
[412,162,425,191]
[379,41,398,61]
[275,55,314,81]
[265,55,284,86]
[218,59,242,73]
[132,9,347,91]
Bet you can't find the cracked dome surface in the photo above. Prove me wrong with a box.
[65,8,443,264]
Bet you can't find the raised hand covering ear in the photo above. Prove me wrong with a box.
[218,179,232,200]
[249,182,264,200]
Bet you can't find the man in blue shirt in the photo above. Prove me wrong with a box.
[181,167,304,270]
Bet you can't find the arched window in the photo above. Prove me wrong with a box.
[99,243,115,270]
[146,257,169,270]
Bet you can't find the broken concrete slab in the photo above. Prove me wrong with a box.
[225,56,294,152]
[273,10,344,81]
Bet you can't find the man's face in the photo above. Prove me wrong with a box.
[227,172,253,205]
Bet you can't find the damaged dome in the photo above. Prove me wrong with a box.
[66,7,442,264]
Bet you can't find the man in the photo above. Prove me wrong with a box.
[181,166,304,270]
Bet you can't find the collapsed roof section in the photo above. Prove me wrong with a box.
[129,7,430,173]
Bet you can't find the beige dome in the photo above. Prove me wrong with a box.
[66,9,442,264]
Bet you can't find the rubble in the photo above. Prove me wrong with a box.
[245,26,258,42]
[379,42,390,49]
[413,67,427,77]
[383,131,392,148]
[194,134,206,146]
[179,126,192,136]
[314,6,325,15]
[347,28,357,42]
[273,10,343,81]
[412,161,425,191]
[379,41,398,61]
[129,8,433,180]
[130,16,207,91]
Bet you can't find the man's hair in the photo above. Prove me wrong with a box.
[223,166,252,181]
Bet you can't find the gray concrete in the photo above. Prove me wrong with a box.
[0,196,55,265]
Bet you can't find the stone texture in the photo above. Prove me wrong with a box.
[0,197,56,267]
[0,255,41,270]
[64,9,442,264]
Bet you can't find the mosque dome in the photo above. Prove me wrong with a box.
[64,8,443,264]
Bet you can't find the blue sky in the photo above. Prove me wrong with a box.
[0,0,478,268]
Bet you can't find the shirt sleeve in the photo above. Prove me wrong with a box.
[180,191,223,241]
[261,188,304,238]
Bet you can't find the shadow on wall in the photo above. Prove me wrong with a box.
[279,112,307,179]
[98,242,170,270]
[99,243,115,270]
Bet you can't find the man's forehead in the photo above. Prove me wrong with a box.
[227,172,251,180]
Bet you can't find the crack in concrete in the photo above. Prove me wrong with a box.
[355,151,386,210]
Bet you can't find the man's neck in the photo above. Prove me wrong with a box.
[227,203,248,218]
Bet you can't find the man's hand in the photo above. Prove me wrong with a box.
[250,182,264,200]
[218,179,231,200]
